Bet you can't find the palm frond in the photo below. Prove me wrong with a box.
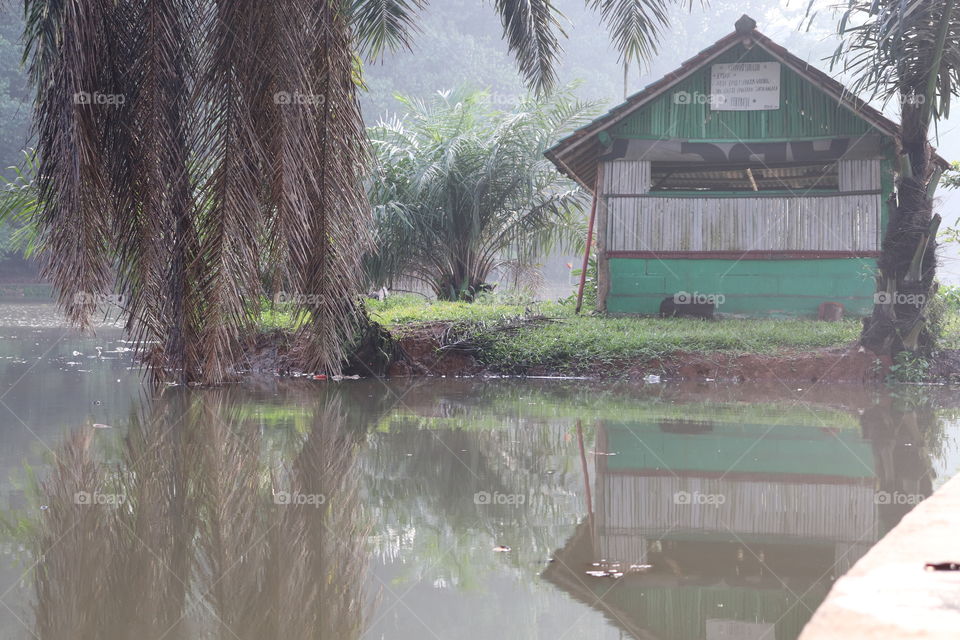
[366,87,598,300]
[23,0,372,383]
[586,0,700,68]
[492,0,565,95]
[826,0,960,122]
[23,0,121,330]
[0,150,40,256]
[350,0,426,61]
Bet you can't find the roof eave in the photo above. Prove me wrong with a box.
[546,25,950,181]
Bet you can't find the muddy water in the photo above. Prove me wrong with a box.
[0,304,956,639]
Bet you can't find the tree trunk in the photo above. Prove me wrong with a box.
[861,101,939,357]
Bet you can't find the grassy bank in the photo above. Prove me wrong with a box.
[366,295,862,373]
[254,292,960,377]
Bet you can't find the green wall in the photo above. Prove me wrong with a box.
[606,257,877,317]
[599,42,894,318]
[610,44,876,140]
[589,582,827,640]
[605,421,875,478]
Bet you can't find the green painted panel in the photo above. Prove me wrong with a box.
[609,275,666,295]
[717,275,780,295]
[590,582,828,640]
[611,45,878,140]
[606,258,877,317]
[605,421,875,478]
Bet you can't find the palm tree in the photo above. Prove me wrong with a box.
[825,0,960,356]
[366,88,597,300]
[0,149,40,257]
[21,0,697,383]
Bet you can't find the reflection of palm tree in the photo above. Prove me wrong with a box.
[861,396,938,534]
[27,388,371,640]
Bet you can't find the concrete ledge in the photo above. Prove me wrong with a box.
[799,473,960,640]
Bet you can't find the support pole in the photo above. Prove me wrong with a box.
[575,172,602,314]
[576,419,593,518]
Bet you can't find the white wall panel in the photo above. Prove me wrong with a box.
[604,193,881,252]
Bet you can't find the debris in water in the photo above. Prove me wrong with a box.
[585,560,649,578]
[643,374,661,384]
[92,424,112,429]
[313,374,328,380]
[72,351,83,357]
[493,545,511,552]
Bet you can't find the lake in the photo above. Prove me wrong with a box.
[0,303,956,639]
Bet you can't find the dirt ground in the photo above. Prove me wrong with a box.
[235,323,960,384]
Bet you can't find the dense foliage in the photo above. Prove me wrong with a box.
[366,89,597,300]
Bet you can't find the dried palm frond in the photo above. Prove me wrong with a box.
[22,0,372,383]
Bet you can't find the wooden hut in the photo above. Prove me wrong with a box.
[543,413,882,640]
[547,15,947,317]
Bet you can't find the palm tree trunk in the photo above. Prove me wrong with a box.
[863,101,939,355]
[861,0,955,357]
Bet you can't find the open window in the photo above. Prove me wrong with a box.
[649,162,839,192]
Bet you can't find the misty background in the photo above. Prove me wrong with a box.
[0,0,957,290]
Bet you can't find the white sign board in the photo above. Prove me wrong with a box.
[710,62,781,111]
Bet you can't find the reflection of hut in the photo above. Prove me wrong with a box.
[547,15,948,317]
[544,416,882,640]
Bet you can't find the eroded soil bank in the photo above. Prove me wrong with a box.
[240,324,960,384]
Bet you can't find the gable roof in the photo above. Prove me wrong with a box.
[546,15,949,189]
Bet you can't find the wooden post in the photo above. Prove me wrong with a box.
[575,172,602,314]
[576,419,593,518]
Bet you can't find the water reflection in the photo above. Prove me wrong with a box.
[23,388,372,640]
[0,372,953,640]
[543,390,940,640]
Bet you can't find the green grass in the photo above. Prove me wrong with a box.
[367,294,562,328]
[366,294,862,373]
[936,285,960,350]
[941,314,960,350]
[257,305,300,331]
[473,315,860,372]
[259,292,960,373]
